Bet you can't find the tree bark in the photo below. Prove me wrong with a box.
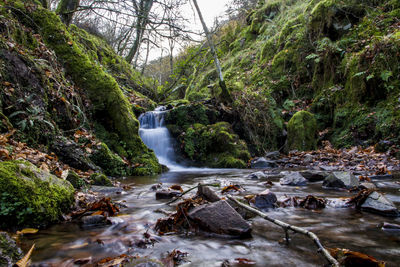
[56,0,80,26]
[192,0,232,103]
[126,0,154,64]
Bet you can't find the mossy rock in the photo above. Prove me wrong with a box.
[287,111,318,151]
[90,173,113,186]
[178,121,250,168]
[66,170,85,189]
[0,160,74,229]
[0,232,22,266]
[90,143,128,177]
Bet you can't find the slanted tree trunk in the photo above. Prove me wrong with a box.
[192,0,232,103]
[57,0,80,26]
[40,0,49,9]
[126,0,154,64]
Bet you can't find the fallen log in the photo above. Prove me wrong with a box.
[227,195,339,267]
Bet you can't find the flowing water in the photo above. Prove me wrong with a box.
[22,108,400,266]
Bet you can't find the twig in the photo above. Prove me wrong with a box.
[166,183,220,205]
[227,195,339,267]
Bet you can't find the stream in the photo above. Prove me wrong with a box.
[22,108,400,267]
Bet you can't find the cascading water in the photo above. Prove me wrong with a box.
[139,106,181,170]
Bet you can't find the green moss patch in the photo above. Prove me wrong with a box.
[0,160,74,229]
[287,111,318,151]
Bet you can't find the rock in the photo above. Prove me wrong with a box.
[300,171,327,182]
[51,136,96,171]
[287,111,317,151]
[91,173,113,186]
[150,184,162,191]
[265,151,280,160]
[360,191,399,217]
[0,160,74,229]
[381,222,400,230]
[319,165,337,171]
[80,215,107,226]
[322,172,359,189]
[251,157,278,169]
[280,172,308,186]
[91,186,122,194]
[303,154,314,164]
[66,170,85,189]
[155,190,181,200]
[247,171,267,180]
[188,200,251,237]
[227,199,256,220]
[368,174,393,180]
[359,182,377,190]
[250,190,277,211]
[197,184,220,202]
[90,143,128,177]
[0,232,22,267]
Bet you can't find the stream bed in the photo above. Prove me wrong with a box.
[22,168,400,267]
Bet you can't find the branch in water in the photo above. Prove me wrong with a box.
[226,195,340,267]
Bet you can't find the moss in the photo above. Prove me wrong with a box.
[10,2,161,175]
[0,232,22,266]
[0,160,74,229]
[287,111,318,151]
[176,121,250,168]
[90,173,113,186]
[90,142,128,177]
[66,170,85,189]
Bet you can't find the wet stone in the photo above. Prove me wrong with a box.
[265,151,280,160]
[0,232,22,267]
[280,172,307,186]
[381,222,400,230]
[361,191,399,217]
[251,190,277,211]
[359,182,377,190]
[80,215,107,226]
[197,185,220,202]
[247,171,267,180]
[155,190,181,200]
[323,172,359,189]
[300,170,327,182]
[251,157,278,169]
[188,200,251,237]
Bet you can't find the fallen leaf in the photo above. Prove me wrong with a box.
[15,244,35,267]
[17,228,39,235]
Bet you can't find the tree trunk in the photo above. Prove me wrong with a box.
[40,0,49,9]
[125,0,154,64]
[192,0,232,103]
[56,0,80,26]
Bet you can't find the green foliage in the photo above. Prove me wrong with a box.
[0,160,74,229]
[66,170,85,189]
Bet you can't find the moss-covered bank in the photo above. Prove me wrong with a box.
[5,0,161,175]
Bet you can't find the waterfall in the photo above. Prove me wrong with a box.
[139,106,181,170]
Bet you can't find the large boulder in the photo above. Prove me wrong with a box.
[287,111,317,151]
[323,172,359,189]
[280,172,308,186]
[0,232,22,267]
[51,136,96,171]
[0,160,75,229]
[300,170,328,182]
[188,200,251,237]
[361,191,399,217]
